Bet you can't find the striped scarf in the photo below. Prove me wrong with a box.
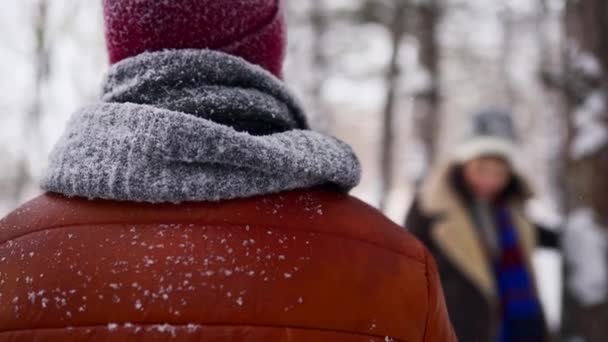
[494,206,546,342]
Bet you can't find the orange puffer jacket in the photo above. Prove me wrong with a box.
[0,188,455,341]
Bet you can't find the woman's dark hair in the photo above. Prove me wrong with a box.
[448,164,525,205]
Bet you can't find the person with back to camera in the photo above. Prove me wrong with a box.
[406,110,560,342]
[0,1,455,341]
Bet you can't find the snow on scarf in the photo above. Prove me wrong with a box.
[42,50,361,203]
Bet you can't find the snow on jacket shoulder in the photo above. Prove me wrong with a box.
[0,188,455,341]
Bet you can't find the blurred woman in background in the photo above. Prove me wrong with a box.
[405,110,559,342]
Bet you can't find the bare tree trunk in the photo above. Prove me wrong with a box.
[309,0,331,132]
[499,5,517,107]
[13,0,50,204]
[29,0,49,144]
[378,1,407,212]
[536,0,569,210]
[411,0,441,186]
[561,0,608,340]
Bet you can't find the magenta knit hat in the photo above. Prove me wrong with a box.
[102,0,286,78]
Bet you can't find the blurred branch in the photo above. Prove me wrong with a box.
[49,0,81,42]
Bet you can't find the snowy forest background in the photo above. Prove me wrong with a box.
[1,0,607,340]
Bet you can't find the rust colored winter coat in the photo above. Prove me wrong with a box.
[0,188,455,341]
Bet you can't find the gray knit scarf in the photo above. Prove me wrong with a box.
[42,50,361,203]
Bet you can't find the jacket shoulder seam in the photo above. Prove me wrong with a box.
[0,222,426,266]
